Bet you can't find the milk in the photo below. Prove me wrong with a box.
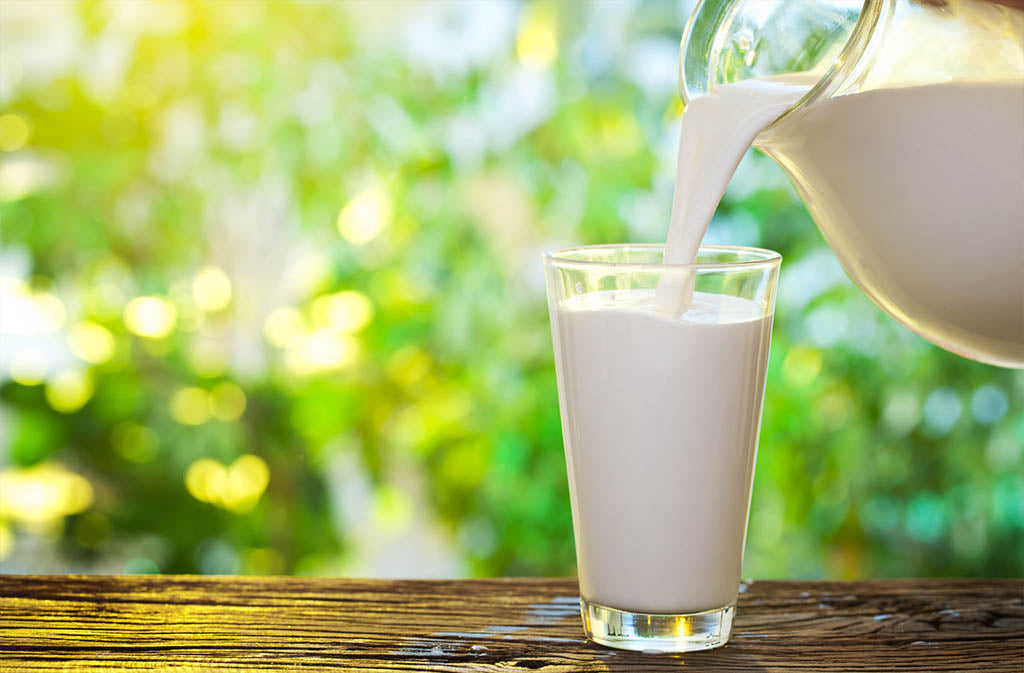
[552,290,772,613]
[762,81,1024,364]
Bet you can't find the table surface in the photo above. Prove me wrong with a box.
[1,576,1022,671]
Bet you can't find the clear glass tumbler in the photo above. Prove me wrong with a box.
[543,244,781,652]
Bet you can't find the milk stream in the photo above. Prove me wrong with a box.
[654,76,811,315]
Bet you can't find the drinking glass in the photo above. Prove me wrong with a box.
[543,244,781,652]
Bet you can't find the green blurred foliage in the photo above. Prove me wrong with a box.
[0,0,1020,578]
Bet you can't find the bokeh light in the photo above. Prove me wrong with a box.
[337,185,391,245]
[192,266,233,313]
[263,307,306,349]
[188,338,229,378]
[516,5,558,69]
[0,154,59,201]
[9,347,48,386]
[284,330,359,376]
[0,113,30,152]
[185,455,270,513]
[311,290,374,333]
[112,422,158,463]
[170,387,211,426]
[68,322,116,365]
[209,382,246,422]
[44,369,94,413]
[123,296,177,339]
[2,283,65,335]
[782,346,822,386]
[0,464,94,526]
[971,385,1008,425]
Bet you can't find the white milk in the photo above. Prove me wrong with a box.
[762,80,1024,365]
[553,290,772,613]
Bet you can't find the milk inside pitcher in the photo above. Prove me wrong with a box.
[681,0,1024,368]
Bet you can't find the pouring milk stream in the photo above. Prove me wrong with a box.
[656,77,1024,358]
[654,75,811,315]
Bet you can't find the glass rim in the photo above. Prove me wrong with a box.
[542,243,782,272]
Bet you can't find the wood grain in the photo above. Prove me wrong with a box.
[1,576,1021,671]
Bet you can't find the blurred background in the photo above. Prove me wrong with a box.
[0,0,1020,579]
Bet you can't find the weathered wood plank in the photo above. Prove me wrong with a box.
[0,576,1021,671]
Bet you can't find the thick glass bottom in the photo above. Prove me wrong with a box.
[581,598,735,653]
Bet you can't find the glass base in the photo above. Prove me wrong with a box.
[581,598,735,653]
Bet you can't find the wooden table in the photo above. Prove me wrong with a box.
[1,576,1021,671]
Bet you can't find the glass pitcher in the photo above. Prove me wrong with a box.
[680,0,1024,368]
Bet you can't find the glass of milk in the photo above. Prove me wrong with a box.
[543,244,781,652]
